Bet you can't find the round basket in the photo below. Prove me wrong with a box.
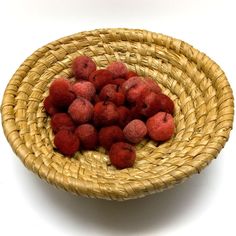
[1,28,234,201]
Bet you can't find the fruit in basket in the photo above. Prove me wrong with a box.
[155,93,175,114]
[49,78,75,109]
[126,71,138,79]
[99,126,125,150]
[71,81,96,101]
[109,142,136,169]
[123,119,147,144]
[89,69,113,91]
[44,56,175,168]
[107,61,128,78]
[51,113,75,134]
[111,78,126,86]
[43,95,60,115]
[75,124,98,150]
[68,97,93,124]
[117,106,132,128]
[99,84,125,106]
[93,101,119,127]
[121,77,150,103]
[143,77,162,94]
[72,56,96,80]
[146,112,175,141]
[138,91,162,117]
[54,130,80,156]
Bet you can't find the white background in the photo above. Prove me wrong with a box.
[0,1,235,235]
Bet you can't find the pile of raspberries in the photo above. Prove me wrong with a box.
[44,56,175,169]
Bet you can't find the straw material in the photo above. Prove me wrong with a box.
[1,28,234,200]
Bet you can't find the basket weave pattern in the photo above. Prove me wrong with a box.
[1,29,234,200]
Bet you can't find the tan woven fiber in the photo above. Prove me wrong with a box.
[1,28,234,200]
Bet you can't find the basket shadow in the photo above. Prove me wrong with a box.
[16,159,221,234]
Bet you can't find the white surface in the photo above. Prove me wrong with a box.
[0,1,235,235]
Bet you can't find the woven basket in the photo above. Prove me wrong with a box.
[1,28,234,201]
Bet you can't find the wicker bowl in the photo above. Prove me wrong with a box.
[1,28,234,200]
